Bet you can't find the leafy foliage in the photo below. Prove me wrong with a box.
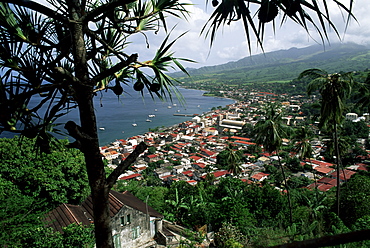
[0,137,89,206]
[203,0,355,52]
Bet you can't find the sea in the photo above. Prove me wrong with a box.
[1,87,235,146]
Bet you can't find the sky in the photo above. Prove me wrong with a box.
[131,0,370,69]
[38,0,370,69]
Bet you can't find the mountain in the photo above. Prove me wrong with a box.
[174,43,370,83]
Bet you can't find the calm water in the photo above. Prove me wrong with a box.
[1,87,234,146]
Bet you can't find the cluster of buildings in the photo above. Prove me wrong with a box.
[100,91,370,191]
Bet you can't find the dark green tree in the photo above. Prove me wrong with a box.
[217,143,243,176]
[300,69,355,217]
[340,173,370,227]
[0,137,89,206]
[254,102,293,224]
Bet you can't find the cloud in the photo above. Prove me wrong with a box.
[31,0,370,69]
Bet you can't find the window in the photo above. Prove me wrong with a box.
[120,214,131,226]
[126,214,131,224]
[113,234,121,248]
[131,226,141,239]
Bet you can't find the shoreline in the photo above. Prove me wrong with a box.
[102,89,237,145]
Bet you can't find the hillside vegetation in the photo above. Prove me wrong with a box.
[174,43,370,85]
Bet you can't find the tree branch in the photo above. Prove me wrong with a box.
[53,67,80,84]
[83,0,137,23]
[106,141,147,188]
[64,121,93,142]
[90,53,138,86]
[2,0,68,23]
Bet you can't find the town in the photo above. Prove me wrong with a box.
[100,90,370,192]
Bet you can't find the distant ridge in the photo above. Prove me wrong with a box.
[174,43,370,83]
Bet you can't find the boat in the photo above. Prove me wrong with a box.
[148,114,156,118]
[99,127,105,131]
[154,109,158,112]
[146,119,152,122]
[132,123,137,127]
[167,106,172,109]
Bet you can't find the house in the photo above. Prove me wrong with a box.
[119,173,143,181]
[45,190,177,247]
[145,154,159,163]
[251,172,270,182]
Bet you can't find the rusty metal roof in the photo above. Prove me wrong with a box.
[45,190,163,233]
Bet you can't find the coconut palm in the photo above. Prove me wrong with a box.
[225,143,243,176]
[217,143,243,176]
[292,126,316,184]
[299,69,355,217]
[253,102,293,224]
[292,126,314,162]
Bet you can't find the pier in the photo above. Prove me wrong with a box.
[173,113,198,117]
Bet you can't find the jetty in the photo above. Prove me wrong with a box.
[173,113,198,117]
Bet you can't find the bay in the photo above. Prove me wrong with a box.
[1,87,235,146]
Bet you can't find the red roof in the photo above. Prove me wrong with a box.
[234,140,256,146]
[187,180,197,185]
[119,173,142,180]
[330,169,356,181]
[189,155,202,161]
[251,172,270,181]
[314,166,335,174]
[193,163,206,169]
[230,136,251,141]
[213,170,229,178]
[308,160,334,167]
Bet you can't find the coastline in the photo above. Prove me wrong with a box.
[96,87,236,145]
[0,87,236,146]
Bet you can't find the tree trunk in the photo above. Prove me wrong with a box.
[68,3,114,246]
[73,84,114,248]
[277,154,293,225]
[334,123,341,218]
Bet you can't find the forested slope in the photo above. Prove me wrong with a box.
[173,43,370,84]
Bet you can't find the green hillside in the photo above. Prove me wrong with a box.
[174,43,370,85]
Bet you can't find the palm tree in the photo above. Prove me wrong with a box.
[292,126,316,184]
[217,143,243,176]
[225,143,243,176]
[292,126,314,162]
[253,102,293,224]
[298,69,354,218]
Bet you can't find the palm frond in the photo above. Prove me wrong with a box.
[204,0,355,50]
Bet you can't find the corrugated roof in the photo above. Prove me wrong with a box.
[45,190,163,233]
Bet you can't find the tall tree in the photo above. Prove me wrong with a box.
[0,1,190,247]
[299,69,354,218]
[253,102,293,224]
